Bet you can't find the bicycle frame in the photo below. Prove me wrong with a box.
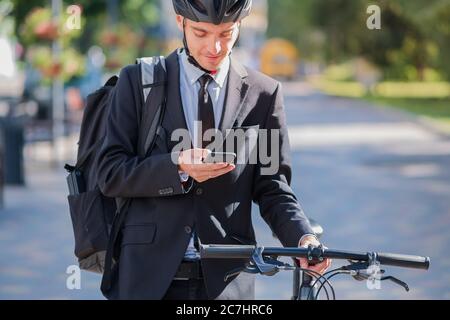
[292,268,317,300]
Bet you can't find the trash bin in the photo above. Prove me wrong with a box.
[0,117,25,186]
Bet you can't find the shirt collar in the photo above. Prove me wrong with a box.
[178,48,229,88]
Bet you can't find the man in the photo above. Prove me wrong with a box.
[97,0,331,300]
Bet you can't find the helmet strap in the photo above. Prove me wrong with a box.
[182,18,213,74]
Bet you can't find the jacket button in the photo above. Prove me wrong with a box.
[184,226,192,234]
[195,188,203,196]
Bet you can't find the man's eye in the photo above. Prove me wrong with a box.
[195,33,206,38]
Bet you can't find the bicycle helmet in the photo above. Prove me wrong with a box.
[173,0,252,25]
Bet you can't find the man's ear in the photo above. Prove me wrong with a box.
[232,22,241,44]
[175,15,184,32]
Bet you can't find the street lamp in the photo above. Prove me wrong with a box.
[51,0,65,167]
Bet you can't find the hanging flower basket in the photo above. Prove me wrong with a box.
[20,7,83,46]
[104,58,122,70]
[34,21,59,41]
[40,62,63,78]
[100,31,120,46]
[28,46,85,84]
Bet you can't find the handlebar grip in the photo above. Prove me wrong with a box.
[377,252,430,270]
[200,244,255,259]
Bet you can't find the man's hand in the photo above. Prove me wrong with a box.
[178,149,235,183]
[297,235,332,275]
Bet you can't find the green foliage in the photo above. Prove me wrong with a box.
[121,0,160,28]
[267,0,450,81]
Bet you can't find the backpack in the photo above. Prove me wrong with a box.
[64,56,167,274]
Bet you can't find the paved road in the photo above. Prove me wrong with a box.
[254,83,450,299]
[1,83,449,299]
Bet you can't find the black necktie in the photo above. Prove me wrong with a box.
[198,74,215,149]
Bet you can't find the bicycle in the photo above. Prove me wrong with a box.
[199,221,430,300]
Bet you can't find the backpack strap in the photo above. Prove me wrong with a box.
[101,57,168,296]
[137,56,167,101]
[136,56,167,157]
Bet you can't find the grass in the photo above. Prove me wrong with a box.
[310,78,450,99]
[310,78,366,98]
[309,77,450,133]
[373,82,450,99]
[364,96,450,131]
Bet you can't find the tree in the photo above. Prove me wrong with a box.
[267,0,450,80]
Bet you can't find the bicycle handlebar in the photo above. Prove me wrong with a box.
[199,244,430,270]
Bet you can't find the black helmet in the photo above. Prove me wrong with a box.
[173,0,252,25]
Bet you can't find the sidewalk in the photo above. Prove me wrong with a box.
[0,146,103,299]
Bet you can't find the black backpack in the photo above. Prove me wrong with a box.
[64,56,167,274]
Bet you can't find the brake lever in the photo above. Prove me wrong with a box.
[251,246,280,276]
[224,266,249,282]
[381,276,410,292]
[344,261,410,292]
[223,260,283,282]
[223,247,293,281]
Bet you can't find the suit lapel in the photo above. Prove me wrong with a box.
[219,57,250,131]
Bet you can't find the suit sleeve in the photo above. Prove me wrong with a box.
[252,83,315,247]
[96,66,184,198]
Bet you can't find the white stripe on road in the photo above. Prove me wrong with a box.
[288,122,438,148]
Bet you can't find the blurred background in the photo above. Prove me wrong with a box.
[0,0,449,299]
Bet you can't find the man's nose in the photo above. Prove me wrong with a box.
[207,38,221,55]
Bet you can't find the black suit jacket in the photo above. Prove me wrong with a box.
[96,50,315,299]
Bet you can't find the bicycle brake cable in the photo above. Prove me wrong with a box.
[304,268,336,300]
[314,270,351,300]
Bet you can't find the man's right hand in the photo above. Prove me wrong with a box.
[177,149,235,183]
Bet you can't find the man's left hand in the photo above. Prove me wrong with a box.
[297,235,332,275]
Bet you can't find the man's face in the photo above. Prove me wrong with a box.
[176,15,240,71]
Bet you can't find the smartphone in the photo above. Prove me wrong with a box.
[66,168,86,195]
[203,151,237,165]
